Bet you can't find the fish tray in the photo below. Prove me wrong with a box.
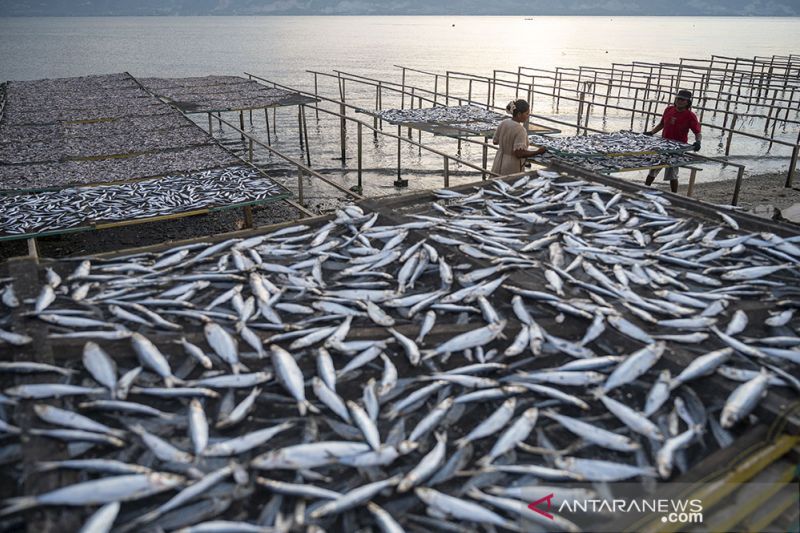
[0,165,798,532]
[138,76,318,114]
[0,165,290,241]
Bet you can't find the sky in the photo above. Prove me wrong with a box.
[1,0,798,16]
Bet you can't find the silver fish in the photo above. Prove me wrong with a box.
[0,473,184,516]
[270,344,315,415]
[720,369,771,428]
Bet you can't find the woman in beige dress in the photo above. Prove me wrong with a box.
[491,99,546,176]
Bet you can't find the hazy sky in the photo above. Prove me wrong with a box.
[1,0,798,16]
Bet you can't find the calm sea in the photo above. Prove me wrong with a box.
[1,16,797,83]
[1,16,798,199]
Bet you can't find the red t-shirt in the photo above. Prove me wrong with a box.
[660,106,700,143]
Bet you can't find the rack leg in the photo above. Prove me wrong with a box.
[785,145,799,188]
[243,206,254,229]
[732,166,745,206]
[27,238,39,259]
[687,169,698,197]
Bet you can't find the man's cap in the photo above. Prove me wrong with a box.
[675,89,693,100]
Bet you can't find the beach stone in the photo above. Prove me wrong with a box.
[781,203,800,223]
[750,204,778,219]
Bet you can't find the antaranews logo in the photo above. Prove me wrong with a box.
[528,493,704,526]
[527,493,555,520]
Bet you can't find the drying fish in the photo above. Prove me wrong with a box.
[0,166,796,531]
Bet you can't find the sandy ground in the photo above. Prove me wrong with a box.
[634,171,800,220]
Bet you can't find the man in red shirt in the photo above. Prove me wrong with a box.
[644,89,702,192]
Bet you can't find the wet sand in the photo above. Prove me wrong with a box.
[640,171,800,220]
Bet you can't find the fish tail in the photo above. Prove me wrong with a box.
[0,496,37,517]
[397,440,418,455]
[421,350,437,361]
[31,461,60,473]
[304,401,321,415]
[165,376,185,388]
[297,402,307,416]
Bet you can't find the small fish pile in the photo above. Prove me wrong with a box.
[374,105,508,128]
[0,113,191,146]
[140,76,309,113]
[0,166,288,238]
[0,73,240,193]
[1,172,798,531]
[0,145,240,192]
[139,76,314,113]
[536,152,694,175]
[0,124,212,166]
[529,131,690,157]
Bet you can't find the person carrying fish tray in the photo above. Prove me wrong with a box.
[644,89,702,193]
[491,99,547,176]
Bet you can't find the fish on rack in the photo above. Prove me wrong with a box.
[0,169,797,531]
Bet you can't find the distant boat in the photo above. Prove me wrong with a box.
[524,18,534,20]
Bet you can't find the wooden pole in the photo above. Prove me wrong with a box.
[378,82,383,130]
[433,75,439,106]
[491,70,497,108]
[341,79,347,131]
[395,124,404,187]
[297,165,304,205]
[357,122,363,193]
[731,165,745,206]
[248,138,253,162]
[27,238,38,259]
[721,95,733,129]
[576,92,585,135]
[239,111,245,143]
[208,112,213,134]
[297,107,304,152]
[555,69,562,113]
[401,67,406,110]
[786,143,799,188]
[408,87,415,139]
[302,105,311,166]
[482,136,488,181]
[528,76,534,110]
[272,107,277,137]
[243,206,254,228]
[725,114,738,156]
[264,108,272,145]
[630,88,639,130]
[216,112,223,130]
[443,157,450,188]
[373,85,379,140]
[418,97,423,156]
[339,102,347,162]
[687,168,698,197]
[445,72,450,106]
[583,101,591,135]
[313,73,319,120]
